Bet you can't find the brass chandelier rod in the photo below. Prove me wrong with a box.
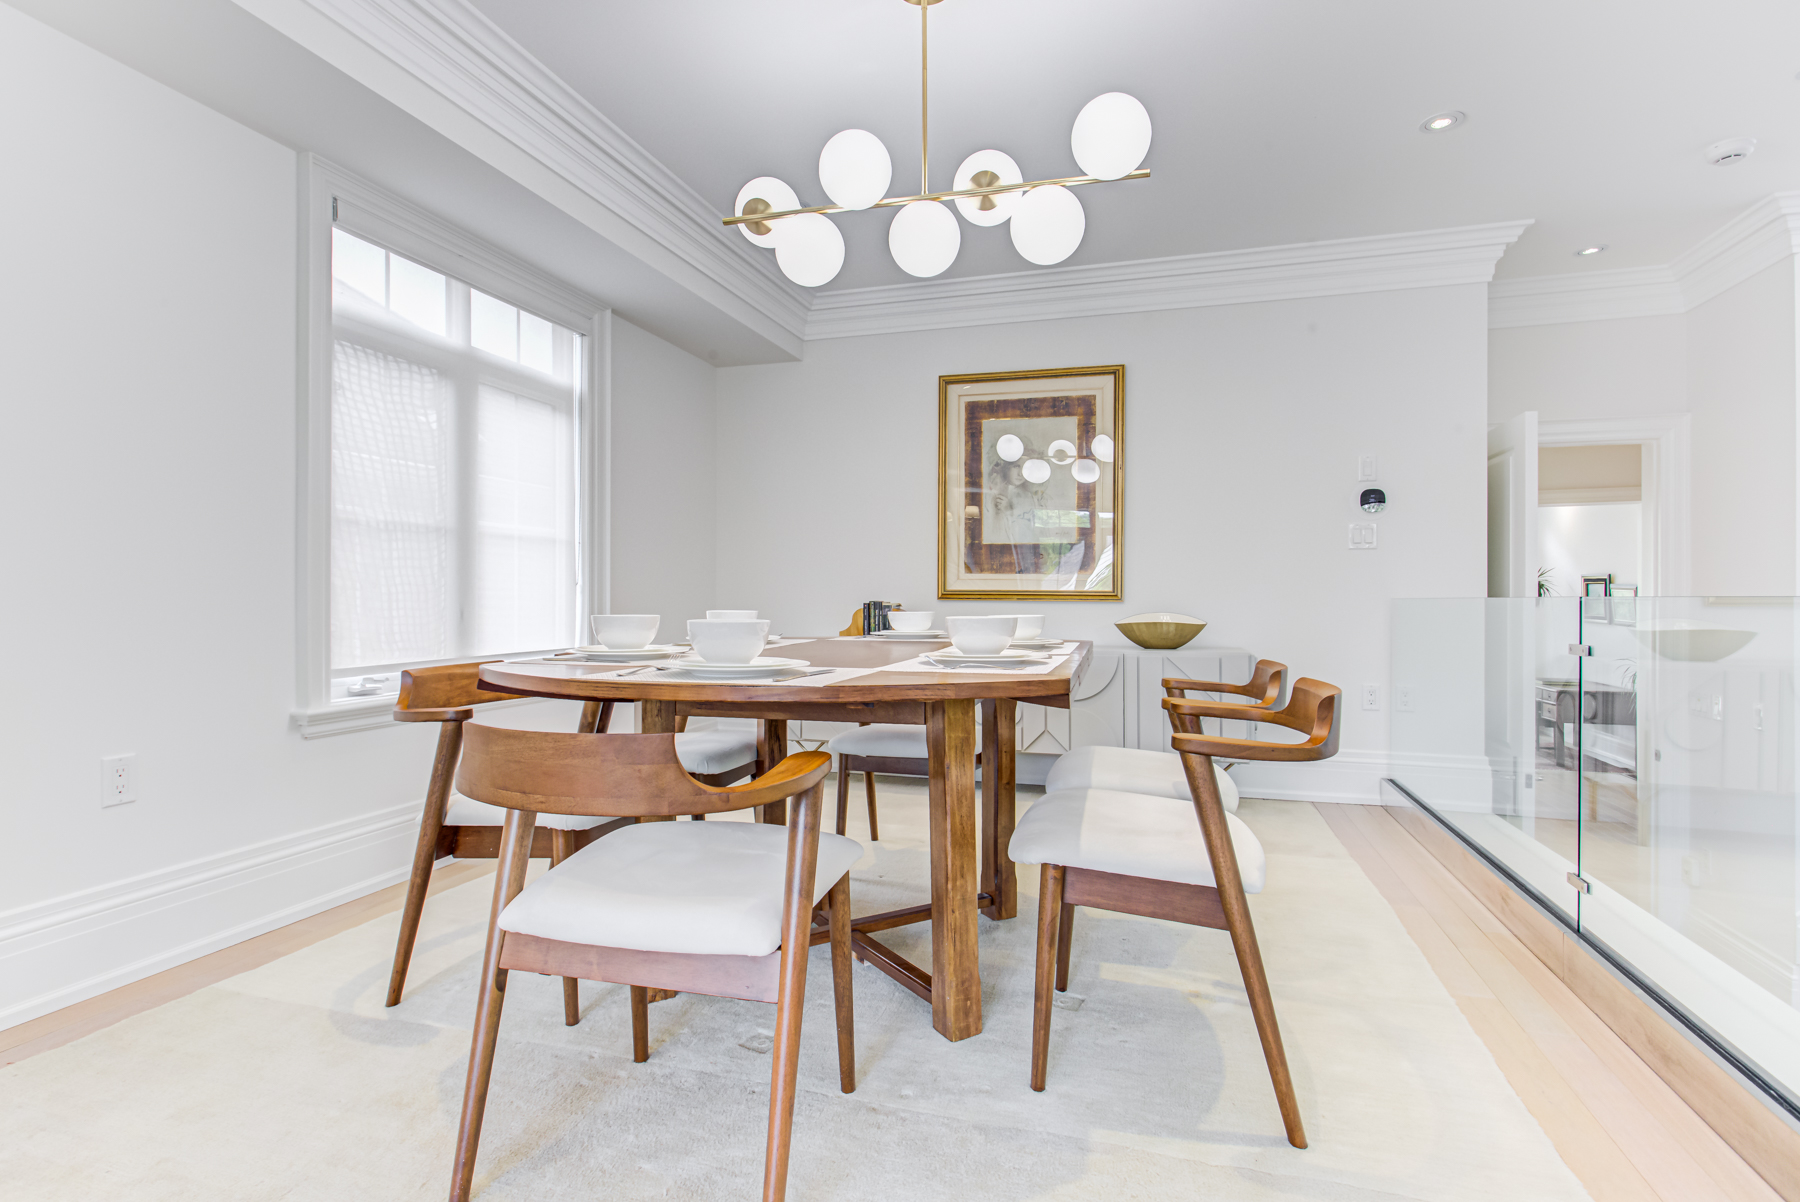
[920,0,929,194]
[723,168,1150,228]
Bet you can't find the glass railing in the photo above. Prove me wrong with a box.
[1389,596,1800,1116]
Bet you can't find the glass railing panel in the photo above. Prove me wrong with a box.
[1577,596,1800,1103]
[1390,597,1584,920]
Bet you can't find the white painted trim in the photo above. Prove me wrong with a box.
[0,800,423,1031]
[1230,748,1391,806]
[807,221,1534,340]
[292,693,542,738]
[1540,487,1643,505]
[1539,415,1692,596]
[294,155,612,722]
[1488,266,1683,329]
[1490,192,1800,328]
[235,0,807,355]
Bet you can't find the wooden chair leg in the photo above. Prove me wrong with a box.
[827,874,855,1094]
[449,809,536,1202]
[388,720,461,1008]
[764,782,823,1202]
[629,986,650,1062]
[549,828,581,1027]
[863,769,879,842]
[835,757,850,836]
[1183,751,1307,1149]
[1054,901,1075,992]
[1031,864,1065,1092]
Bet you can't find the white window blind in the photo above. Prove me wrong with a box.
[328,228,580,675]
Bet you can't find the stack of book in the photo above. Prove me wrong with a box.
[860,601,903,634]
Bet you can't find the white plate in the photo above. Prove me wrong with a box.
[925,649,1051,665]
[669,656,811,677]
[572,644,685,660]
[1009,638,1064,650]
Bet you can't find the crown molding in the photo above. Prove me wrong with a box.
[1489,193,1800,329]
[233,0,808,354]
[805,220,1533,341]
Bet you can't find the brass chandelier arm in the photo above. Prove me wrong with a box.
[722,169,1150,228]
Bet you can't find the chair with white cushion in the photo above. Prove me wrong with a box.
[826,717,980,841]
[1010,677,1341,1150]
[1041,660,1285,811]
[445,725,857,1202]
[385,662,759,1019]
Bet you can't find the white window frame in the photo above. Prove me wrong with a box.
[294,155,611,736]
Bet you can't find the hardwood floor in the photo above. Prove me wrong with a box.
[1320,802,1782,1202]
[2,798,1782,1201]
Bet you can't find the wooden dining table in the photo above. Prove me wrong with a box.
[479,636,1092,1042]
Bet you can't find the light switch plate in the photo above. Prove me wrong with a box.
[1348,522,1377,549]
[1358,454,1379,481]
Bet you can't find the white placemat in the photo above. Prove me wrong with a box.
[631,665,880,686]
[876,652,1073,676]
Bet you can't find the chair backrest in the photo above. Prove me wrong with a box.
[394,661,524,723]
[456,723,831,818]
[1169,678,1341,763]
[1163,658,1285,706]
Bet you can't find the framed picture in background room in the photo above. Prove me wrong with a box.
[938,364,1123,601]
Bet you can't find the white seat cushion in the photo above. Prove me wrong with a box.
[673,727,759,775]
[444,792,615,831]
[828,724,929,759]
[1007,788,1266,893]
[497,821,865,957]
[1043,745,1239,813]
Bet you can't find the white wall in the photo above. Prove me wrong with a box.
[1686,259,1798,595]
[714,286,1492,791]
[608,315,717,624]
[1540,503,1641,594]
[1489,314,1687,425]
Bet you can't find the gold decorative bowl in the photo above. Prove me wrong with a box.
[1115,612,1206,650]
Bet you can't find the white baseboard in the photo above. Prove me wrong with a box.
[0,801,423,1032]
[1228,748,1392,804]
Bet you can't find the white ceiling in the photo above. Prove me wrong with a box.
[468,0,1800,289]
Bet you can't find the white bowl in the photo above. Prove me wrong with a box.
[946,615,1018,656]
[687,618,771,664]
[707,609,759,620]
[589,614,660,650]
[887,610,935,632]
[993,613,1044,639]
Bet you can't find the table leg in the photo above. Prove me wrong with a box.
[980,698,1018,921]
[927,698,981,1040]
[758,719,788,825]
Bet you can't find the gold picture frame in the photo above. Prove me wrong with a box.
[938,364,1123,601]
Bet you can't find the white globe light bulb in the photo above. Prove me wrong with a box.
[1022,458,1052,484]
[734,177,800,248]
[1091,433,1115,462]
[1009,185,1085,266]
[773,213,845,287]
[953,149,1024,227]
[995,433,1024,462]
[889,200,961,278]
[819,129,892,211]
[1047,439,1077,464]
[1072,458,1101,484]
[1071,92,1152,181]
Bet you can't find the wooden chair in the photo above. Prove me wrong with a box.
[385,662,760,1019]
[1040,659,1287,812]
[447,726,858,1202]
[825,719,980,841]
[1010,677,1341,1150]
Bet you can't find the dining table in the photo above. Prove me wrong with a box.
[479,635,1092,1042]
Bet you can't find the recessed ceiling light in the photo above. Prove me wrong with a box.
[1419,111,1465,133]
[1575,246,1606,256]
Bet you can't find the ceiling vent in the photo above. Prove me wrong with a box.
[1706,137,1757,166]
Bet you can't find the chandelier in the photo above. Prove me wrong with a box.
[724,0,1152,287]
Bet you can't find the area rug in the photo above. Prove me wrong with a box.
[0,791,1588,1201]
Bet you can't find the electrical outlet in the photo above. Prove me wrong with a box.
[1394,686,1414,712]
[1362,684,1380,711]
[1348,522,1377,549]
[100,754,137,808]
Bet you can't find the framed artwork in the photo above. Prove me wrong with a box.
[938,365,1123,601]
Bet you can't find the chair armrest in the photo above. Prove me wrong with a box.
[1163,677,1276,704]
[393,706,473,723]
[709,750,833,806]
[1163,696,1278,722]
[1170,732,1332,763]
